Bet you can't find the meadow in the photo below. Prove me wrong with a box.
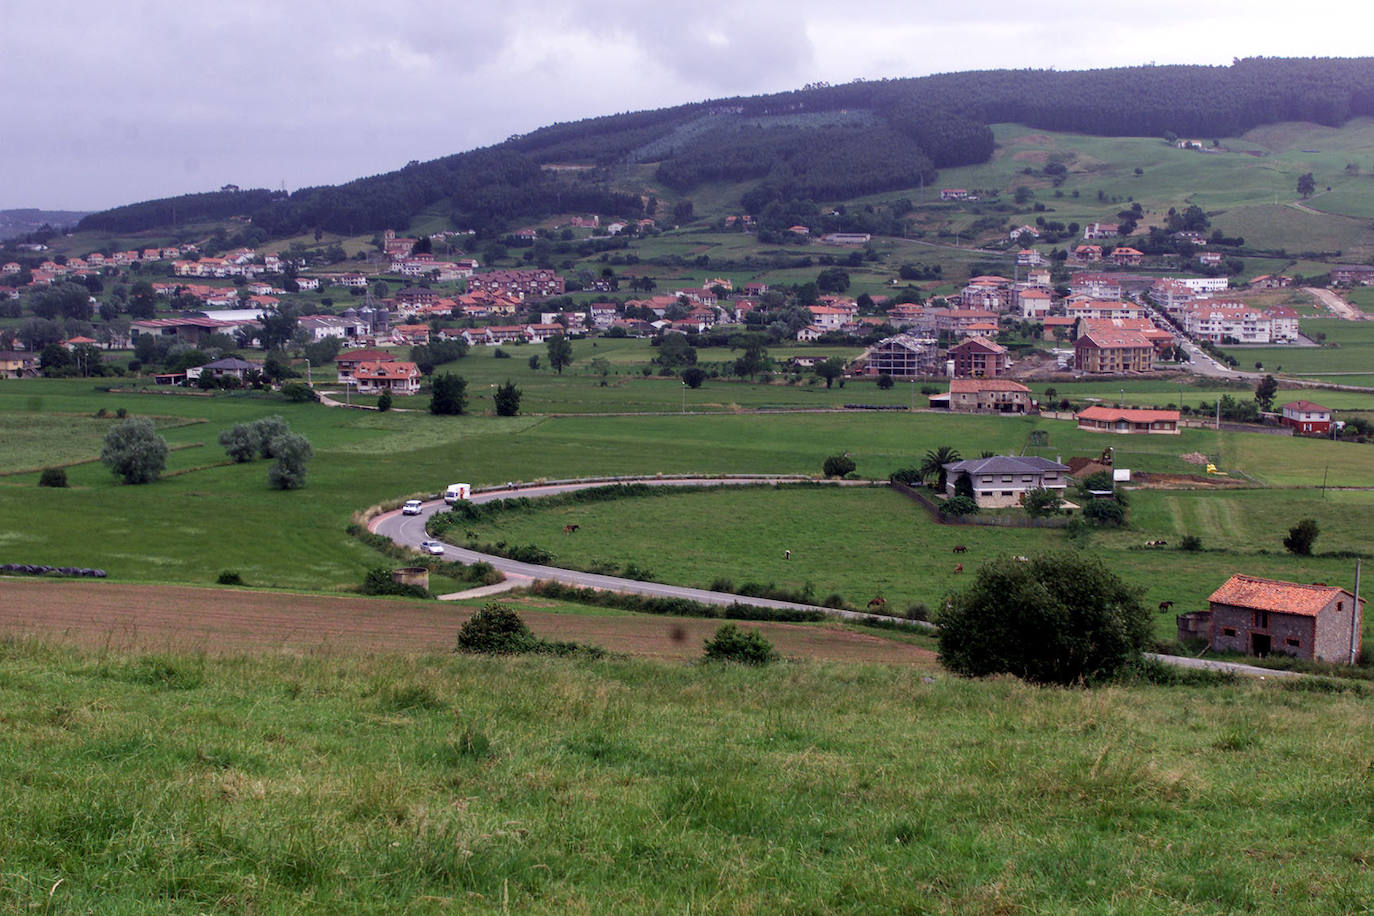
[2,373,1370,626]
[442,483,1374,644]
[0,641,1370,913]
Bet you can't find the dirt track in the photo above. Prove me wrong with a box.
[1304,286,1366,320]
[0,579,937,666]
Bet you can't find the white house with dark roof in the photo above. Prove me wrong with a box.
[942,456,1070,508]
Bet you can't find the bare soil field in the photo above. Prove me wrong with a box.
[0,579,936,665]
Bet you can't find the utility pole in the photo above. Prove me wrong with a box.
[1351,558,1363,666]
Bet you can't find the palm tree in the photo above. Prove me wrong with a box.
[920,445,961,491]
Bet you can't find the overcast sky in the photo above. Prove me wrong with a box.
[3,0,1370,212]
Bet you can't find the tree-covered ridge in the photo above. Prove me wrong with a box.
[77,57,1374,237]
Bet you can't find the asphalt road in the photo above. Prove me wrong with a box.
[371,477,905,626]
[372,477,1326,678]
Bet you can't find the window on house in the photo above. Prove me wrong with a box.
[1001,491,1013,497]
[1222,627,1238,637]
[1285,638,1300,648]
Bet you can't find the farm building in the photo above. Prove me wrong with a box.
[1181,574,1364,663]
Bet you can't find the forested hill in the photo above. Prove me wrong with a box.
[80,57,1374,238]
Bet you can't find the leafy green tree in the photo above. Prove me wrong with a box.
[822,453,855,478]
[1022,486,1063,517]
[732,335,770,380]
[1283,518,1319,556]
[680,366,707,389]
[266,432,313,490]
[218,423,260,463]
[816,267,850,293]
[937,554,1151,685]
[814,357,845,389]
[953,472,976,501]
[527,354,540,370]
[940,495,979,517]
[493,379,521,416]
[656,333,696,367]
[1254,374,1278,411]
[921,446,961,490]
[100,417,168,484]
[376,390,392,412]
[257,305,299,351]
[429,372,468,415]
[546,335,573,375]
[251,416,290,458]
[876,373,894,390]
[1297,173,1316,198]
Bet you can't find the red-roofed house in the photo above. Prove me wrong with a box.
[1203,574,1363,662]
[353,361,421,396]
[944,378,1032,413]
[337,349,395,382]
[1076,406,1180,434]
[1279,400,1331,435]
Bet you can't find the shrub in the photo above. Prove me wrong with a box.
[456,602,538,654]
[38,467,68,488]
[100,417,168,484]
[937,553,1151,685]
[822,453,856,478]
[361,567,430,599]
[1180,534,1203,552]
[1283,518,1319,556]
[940,495,979,517]
[1082,497,1127,527]
[703,623,778,665]
[876,373,894,390]
[888,467,924,486]
[280,381,317,402]
[493,379,521,416]
[218,422,260,463]
[430,372,468,415]
[376,390,392,412]
[216,570,245,586]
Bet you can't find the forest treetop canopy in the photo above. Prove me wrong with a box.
[80,57,1374,237]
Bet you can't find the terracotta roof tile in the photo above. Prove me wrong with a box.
[1208,574,1360,618]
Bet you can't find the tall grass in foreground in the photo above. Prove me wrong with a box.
[0,640,1370,913]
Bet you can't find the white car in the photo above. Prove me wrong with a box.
[420,539,446,556]
[401,499,424,516]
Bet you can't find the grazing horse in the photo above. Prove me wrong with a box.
[563,524,580,534]
[952,545,968,554]
[953,563,964,574]
[867,596,887,610]
[1158,600,1174,612]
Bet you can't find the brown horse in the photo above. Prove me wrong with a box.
[866,596,887,610]
[563,524,580,534]
[1158,600,1174,612]
[952,545,968,554]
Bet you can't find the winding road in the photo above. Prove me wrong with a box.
[370,476,1323,679]
[370,476,903,625]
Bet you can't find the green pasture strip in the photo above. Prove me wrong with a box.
[0,643,1369,912]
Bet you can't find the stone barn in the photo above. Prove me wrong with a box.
[1204,574,1363,663]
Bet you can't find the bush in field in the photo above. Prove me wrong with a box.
[218,423,259,463]
[703,623,778,665]
[938,553,1150,685]
[493,379,521,416]
[38,467,68,488]
[1283,519,1319,556]
[376,390,392,412]
[822,453,855,478]
[251,416,289,459]
[100,417,168,484]
[456,602,538,655]
[216,570,244,585]
[1180,534,1203,552]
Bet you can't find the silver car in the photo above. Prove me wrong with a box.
[420,539,446,556]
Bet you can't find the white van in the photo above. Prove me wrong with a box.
[444,483,471,504]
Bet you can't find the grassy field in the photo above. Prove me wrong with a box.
[443,483,1374,644]
[1220,318,1374,376]
[0,641,1369,912]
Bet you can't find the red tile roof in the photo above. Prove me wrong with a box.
[1076,406,1179,423]
[1281,401,1329,413]
[1209,574,1361,618]
[949,379,1030,393]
